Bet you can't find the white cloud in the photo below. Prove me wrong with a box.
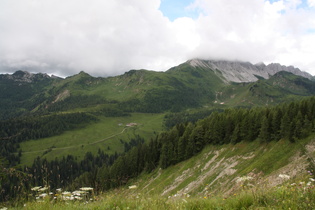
[0,0,315,76]
[0,0,188,76]
[309,0,315,7]
[187,0,315,74]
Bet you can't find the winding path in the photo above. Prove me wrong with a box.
[22,127,128,154]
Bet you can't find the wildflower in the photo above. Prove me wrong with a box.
[31,186,42,191]
[307,182,311,186]
[310,178,315,182]
[75,196,82,200]
[128,185,137,189]
[80,187,93,191]
[39,193,47,198]
[62,191,71,195]
[56,188,62,192]
[38,186,48,192]
[236,176,253,183]
[72,191,85,196]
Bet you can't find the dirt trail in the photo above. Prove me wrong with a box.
[22,128,128,154]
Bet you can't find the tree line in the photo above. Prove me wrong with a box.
[77,97,315,189]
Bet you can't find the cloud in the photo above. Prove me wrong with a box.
[0,0,315,77]
[0,0,190,76]
[187,0,315,74]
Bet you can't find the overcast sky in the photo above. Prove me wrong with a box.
[0,0,315,77]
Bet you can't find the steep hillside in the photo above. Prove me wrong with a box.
[123,136,315,200]
[17,136,315,209]
[217,71,315,107]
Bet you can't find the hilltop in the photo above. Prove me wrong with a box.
[0,59,314,120]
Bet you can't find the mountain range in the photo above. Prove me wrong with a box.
[0,59,314,120]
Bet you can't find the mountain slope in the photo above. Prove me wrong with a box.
[128,136,314,197]
[1,59,314,119]
[0,71,61,119]
[216,71,315,106]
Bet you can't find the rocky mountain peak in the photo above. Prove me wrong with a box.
[189,59,312,83]
[1,70,52,83]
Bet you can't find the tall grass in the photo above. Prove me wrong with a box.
[17,177,315,210]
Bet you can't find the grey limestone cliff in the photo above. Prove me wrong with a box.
[189,59,312,83]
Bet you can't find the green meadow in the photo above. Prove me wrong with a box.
[19,113,165,166]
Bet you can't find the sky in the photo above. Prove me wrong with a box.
[0,0,315,77]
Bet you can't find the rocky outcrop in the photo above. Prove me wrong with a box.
[0,70,58,83]
[189,59,312,83]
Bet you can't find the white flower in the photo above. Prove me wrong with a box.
[56,188,62,192]
[310,178,315,182]
[62,191,71,195]
[39,193,47,198]
[31,186,42,191]
[236,176,253,183]
[75,196,82,200]
[38,187,48,192]
[128,185,137,189]
[80,187,93,191]
[72,191,86,196]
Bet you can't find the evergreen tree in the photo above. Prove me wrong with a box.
[280,113,290,140]
[259,115,270,142]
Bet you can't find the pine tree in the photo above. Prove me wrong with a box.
[272,108,282,141]
[231,124,241,144]
[259,115,270,142]
[280,113,290,140]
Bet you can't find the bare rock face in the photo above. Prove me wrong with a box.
[1,70,52,83]
[189,59,312,83]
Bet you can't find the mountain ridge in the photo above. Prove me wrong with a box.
[188,59,313,83]
[0,59,315,119]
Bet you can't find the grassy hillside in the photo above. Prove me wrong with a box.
[14,135,315,209]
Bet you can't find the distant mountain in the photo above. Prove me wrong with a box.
[0,59,314,119]
[0,70,61,83]
[0,71,61,119]
[189,59,313,83]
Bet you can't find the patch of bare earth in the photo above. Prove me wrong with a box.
[52,89,70,103]
[264,151,308,187]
